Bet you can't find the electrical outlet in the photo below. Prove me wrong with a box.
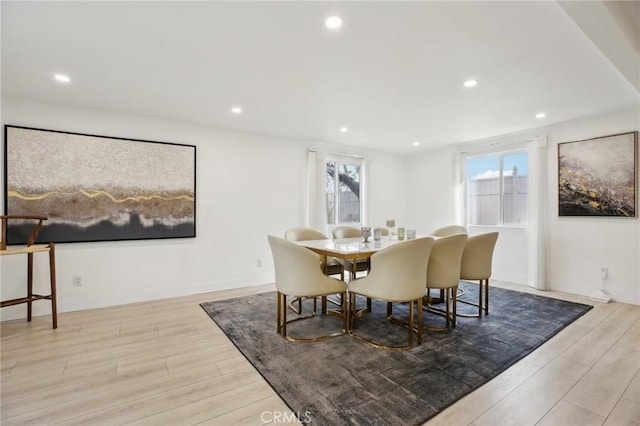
[600,267,608,280]
[73,275,82,286]
[257,258,263,268]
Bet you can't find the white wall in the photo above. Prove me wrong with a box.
[2,97,637,322]
[405,149,458,234]
[0,97,406,320]
[405,108,640,304]
[546,109,640,304]
[470,225,529,285]
[367,153,407,229]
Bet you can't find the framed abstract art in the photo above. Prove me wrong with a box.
[3,125,196,244]
[558,131,637,217]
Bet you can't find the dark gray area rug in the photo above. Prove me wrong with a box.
[200,282,592,425]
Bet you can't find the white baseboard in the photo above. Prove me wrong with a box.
[549,280,640,306]
[492,272,528,286]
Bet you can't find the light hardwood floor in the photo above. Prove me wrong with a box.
[1,282,638,425]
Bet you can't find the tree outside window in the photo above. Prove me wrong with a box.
[326,159,361,225]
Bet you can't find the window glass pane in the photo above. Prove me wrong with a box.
[326,160,361,225]
[338,163,361,223]
[502,152,528,224]
[326,161,336,225]
[467,155,500,225]
[466,150,529,226]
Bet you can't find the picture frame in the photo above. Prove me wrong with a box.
[3,125,196,244]
[558,131,637,217]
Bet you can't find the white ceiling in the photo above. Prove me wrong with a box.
[2,1,638,155]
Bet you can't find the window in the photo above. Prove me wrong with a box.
[326,157,363,225]
[466,151,528,225]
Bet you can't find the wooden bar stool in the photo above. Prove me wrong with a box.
[1,215,57,329]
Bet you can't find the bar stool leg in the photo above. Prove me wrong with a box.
[27,252,34,322]
[49,243,57,329]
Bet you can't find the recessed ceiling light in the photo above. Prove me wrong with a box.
[54,74,71,83]
[231,106,243,115]
[463,80,478,88]
[536,112,547,119]
[412,141,420,147]
[324,16,343,29]
[340,126,348,133]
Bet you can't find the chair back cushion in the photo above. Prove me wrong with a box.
[268,235,345,297]
[349,237,434,301]
[284,227,327,242]
[430,225,468,237]
[332,226,361,239]
[427,233,468,289]
[460,232,499,280]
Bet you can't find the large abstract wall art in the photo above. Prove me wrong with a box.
[4,126,196,244]
[558,131,637,217]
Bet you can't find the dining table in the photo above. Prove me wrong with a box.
[295,236,400,276]
[295,236,444,315]
[295,237,417,315]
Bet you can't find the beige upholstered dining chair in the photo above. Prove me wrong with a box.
[268,235,347,342]
[425,233,468,331]
[332,226,370,279]
[284,227,344,314]
[284,227,325,242]
[285,228,346,282]
[332,226,361,239]
[348,237,434,350]
[429,226,467,302]
[430,225,468,237]
[459,232,499,317]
